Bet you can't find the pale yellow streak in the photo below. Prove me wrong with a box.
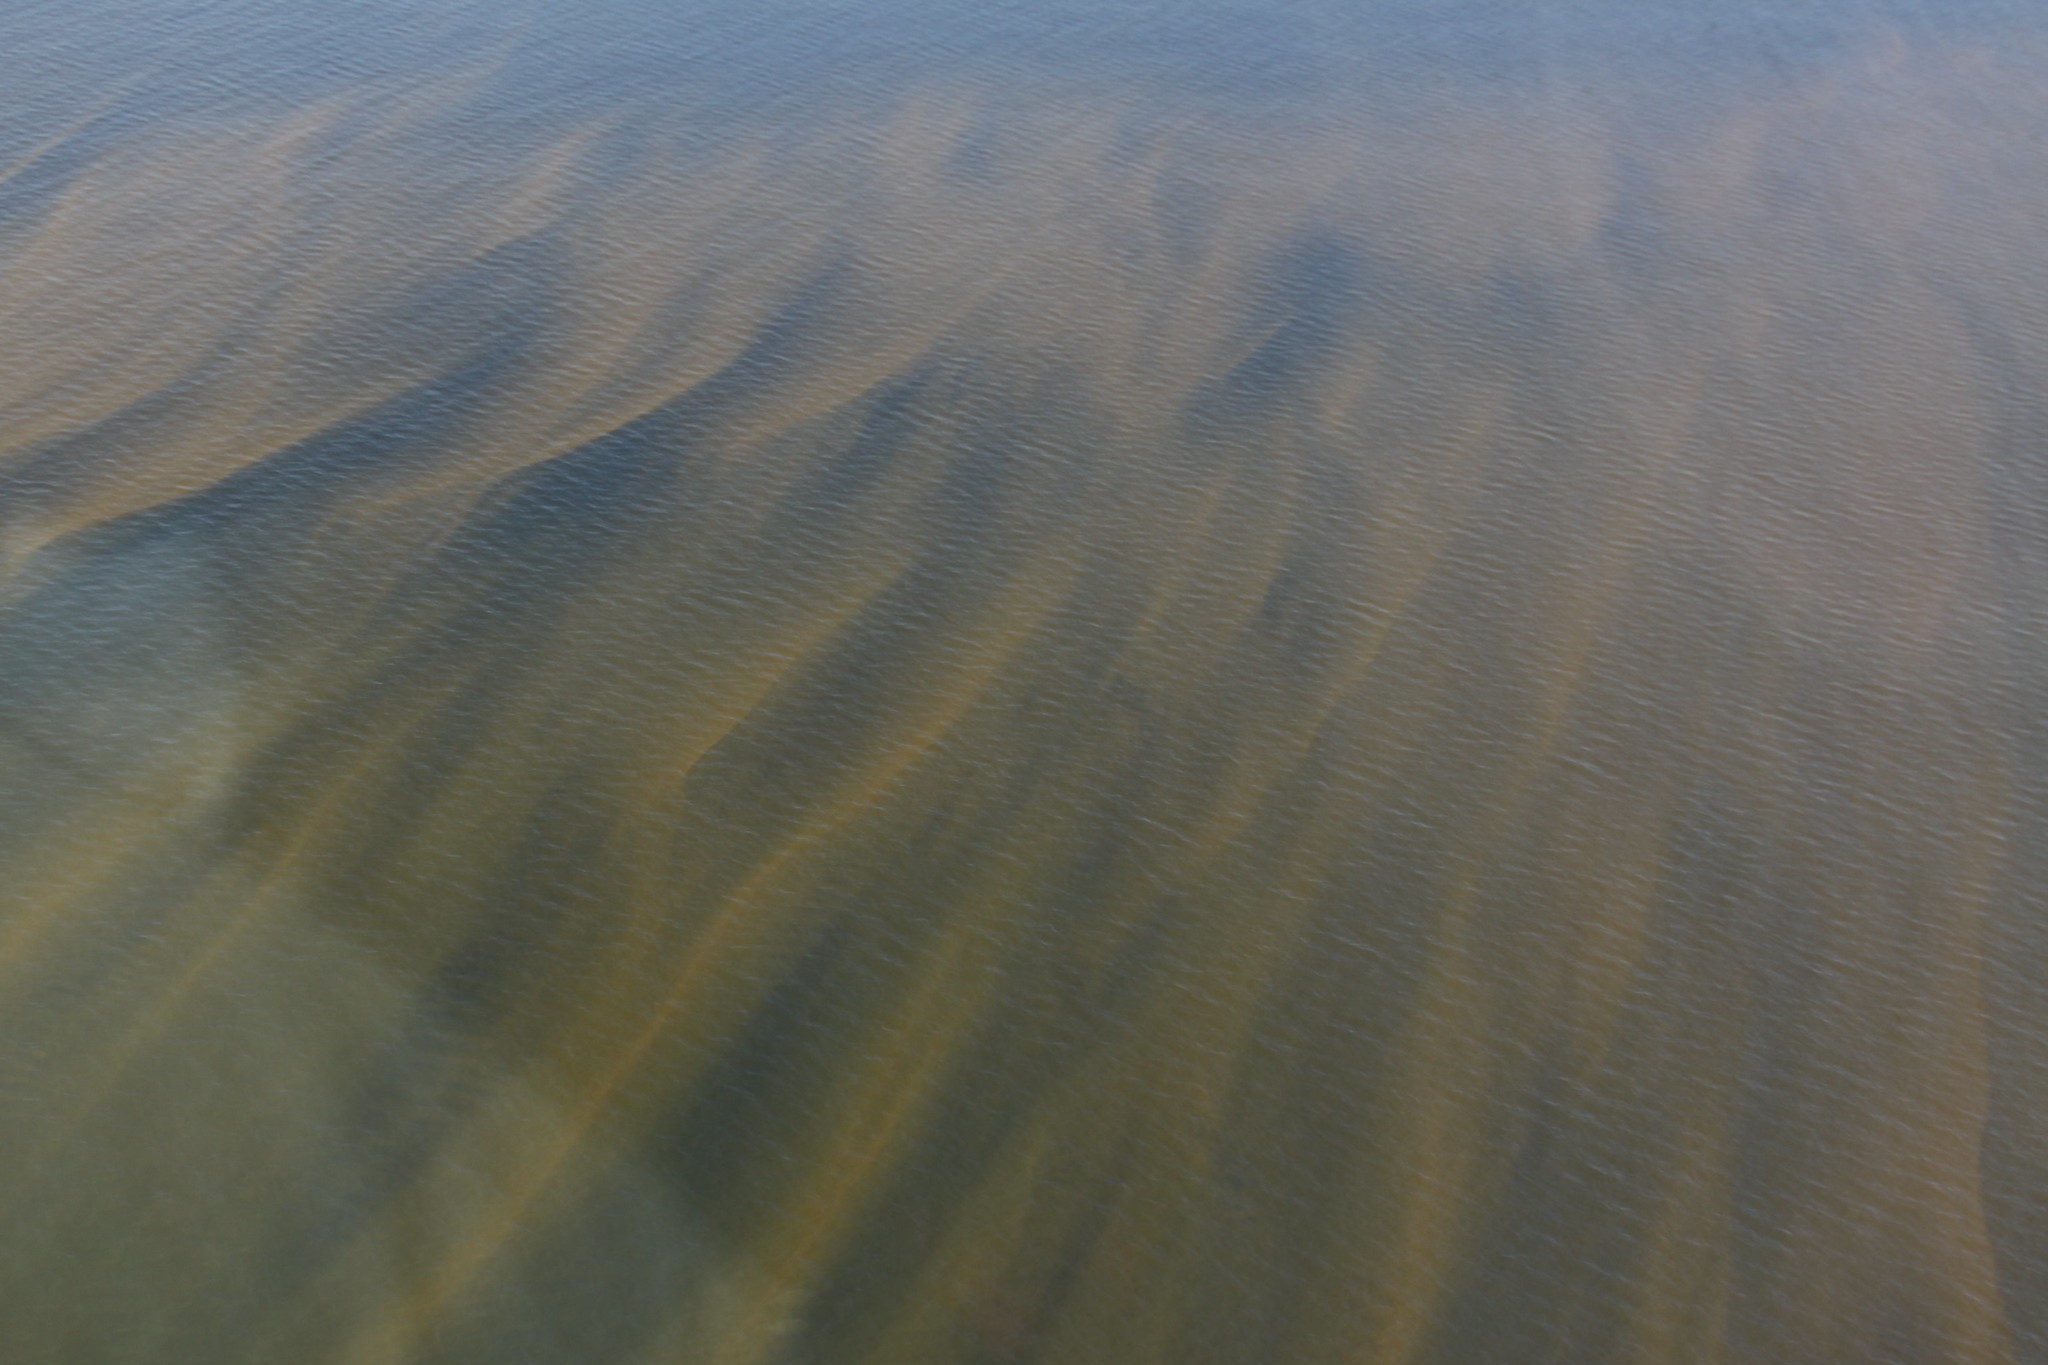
[1308,347,1711,1365]
[323,545,1091,1365]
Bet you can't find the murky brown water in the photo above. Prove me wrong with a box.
[2,3,2047,1362]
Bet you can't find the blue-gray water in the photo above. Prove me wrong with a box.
[1,2,2046,1361]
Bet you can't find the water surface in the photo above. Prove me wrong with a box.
[2,2,2047,1362]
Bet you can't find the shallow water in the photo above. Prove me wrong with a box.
[2,2,2047,1362]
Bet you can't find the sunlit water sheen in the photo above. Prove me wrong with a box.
[2,2,2047,1362]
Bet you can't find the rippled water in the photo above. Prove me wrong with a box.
[3,2,2047,1361]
